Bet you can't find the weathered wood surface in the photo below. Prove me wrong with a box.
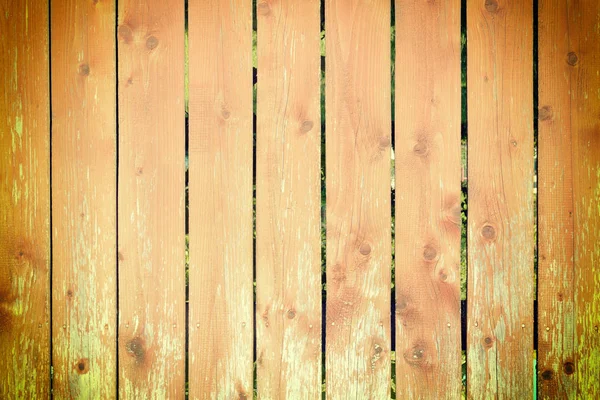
[394,0,462,397]
[537,0,576,397]
[117,0,185,397]
[0,0,51,397]
[51,0,117,397]
[538,0,600,397]
[256,0,322,398]
[467,0,534,398]
[325,0,391,398]
[188,0,254,398]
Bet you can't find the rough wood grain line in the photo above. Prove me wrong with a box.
[117,0,185,397]
[325,0,391,398]
[394,0,462,397]
[466,0,534,398]
[554,0,600,396]
[187,0,253,398]
[256,0,321,398]
[0,0,50,397]
[50,0,116,397]
[537,0,576,397]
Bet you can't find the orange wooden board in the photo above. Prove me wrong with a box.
[117,0,186,396]
[51,0,117,396]
[394,0,462,397]
[256,0,322,397]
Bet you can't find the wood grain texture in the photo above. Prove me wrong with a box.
[0,0,50,397]
[188,0,253,398]
[117,0,185,397]
[325,0,391,397]
[466,0,534,397]
[394,0,462,397]
[538,0,600,396]
[51,0,116,397]
[256,0,322,398]
[537,0,576,397]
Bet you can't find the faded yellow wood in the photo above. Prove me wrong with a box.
[256,0,322,397]
[188,0,254,398]
[325,0,391,398]
[117,0,185,397]
[467,0,534,397]
[537,0,600,396]
[394,0,462,397]
[51,0,116,397]
[0,0,50,397]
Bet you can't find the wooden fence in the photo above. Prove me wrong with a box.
[1,0,599,398]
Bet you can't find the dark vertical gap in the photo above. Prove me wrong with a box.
[390,1,396,399]
[184,1,189,398]
[48,0,54,397]
[533,0,539,392]
[114,0,120,397]
[320,1,326,398]
[252,0,258,397]
[460,0,468,396]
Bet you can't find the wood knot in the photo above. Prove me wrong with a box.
[359,243,371,255]
[563,362,575,375]
[403,345,426,367]
[539,105,553,121]
[396,296,409,311]
[118,252,125,262]
[541,369,554,380]
[136,167,143,176]
[118,25,133,43]
[257,1,271,15]
[67,289,74,298]
[286,309,296,319]
[221,108,231,120]
[483,336,494,348]
[300,120,314,133]
[146,36,159,51]
[378,136,391,148]
[566,52,578,66]
[481,224,496,240]
[413,140,429,157]
[75,358,89,375]
[438,269,449,282]
[125,337,146,363]
[484,0,498,13]
[423,246,438,261]
[78,63,90,76]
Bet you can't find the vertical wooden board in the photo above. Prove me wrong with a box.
[51,0,116,397]
[117,0,185,397]
[563,0,600,395]
[256,0,321,398]
[394,0,462,397]
[0,0,50,397]
[188,0,253,398]
[325,0,391,398]
[467,0,534,398]
[537,0,576,397]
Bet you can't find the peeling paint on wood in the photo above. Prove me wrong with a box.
[467,0,534,397]
[50,0,117,397]
[256,0,322,398]
[325,0,391,398]
[188,1,254,399]
[395,0,462,397]
[0,0,50,397]
[117,0,186,397]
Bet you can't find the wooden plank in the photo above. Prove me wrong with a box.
[394,0,462,397]
[50,0,116,397]
[117,0,185,397]
[325,0,391,397]
[537,0,575,397]
[466,0,534,397]
[0,0,50,397]
[256,0,322,397]
[538,0,600,396]
[187,0,253,398]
